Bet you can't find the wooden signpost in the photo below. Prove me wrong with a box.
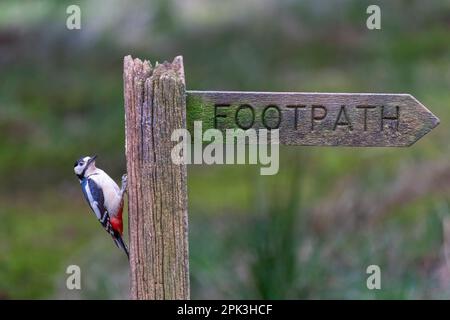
[123,55,439,299]
[187,91,439,147]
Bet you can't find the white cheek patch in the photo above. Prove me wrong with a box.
[74,165,83,175]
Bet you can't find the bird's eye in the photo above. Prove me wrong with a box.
[80,162,84,166]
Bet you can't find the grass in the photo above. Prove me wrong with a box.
[0,195,95,298]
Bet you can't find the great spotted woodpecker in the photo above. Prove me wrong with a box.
[74,155,129,259]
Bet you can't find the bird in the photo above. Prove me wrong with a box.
[74,155,129,259]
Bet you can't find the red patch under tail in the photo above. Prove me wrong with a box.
[110,205,123,235]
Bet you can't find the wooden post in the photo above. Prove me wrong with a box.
[123,55,189,299]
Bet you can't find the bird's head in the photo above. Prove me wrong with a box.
[74,155,97,180]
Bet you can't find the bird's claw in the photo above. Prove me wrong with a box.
[121,174,128,191]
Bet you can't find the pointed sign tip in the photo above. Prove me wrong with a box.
[432,114,440,128]
[408,93,440,131]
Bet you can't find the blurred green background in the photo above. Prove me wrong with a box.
[0,0,449,299]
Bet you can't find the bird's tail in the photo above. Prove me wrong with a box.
[113,235,129,260]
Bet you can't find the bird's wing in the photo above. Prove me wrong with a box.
[90,170,122,217]
[81,177,107,220]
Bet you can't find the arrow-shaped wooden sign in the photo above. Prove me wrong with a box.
[186,91,439,147]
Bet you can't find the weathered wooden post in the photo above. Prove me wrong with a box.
[124,55,189,299]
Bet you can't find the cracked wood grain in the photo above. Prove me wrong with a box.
[124,55,189,300]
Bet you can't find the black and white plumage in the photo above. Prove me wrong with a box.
[74,155,129,259]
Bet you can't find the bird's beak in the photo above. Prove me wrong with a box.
[87,155,97,167]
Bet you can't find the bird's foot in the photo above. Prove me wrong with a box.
[121,174,128,193]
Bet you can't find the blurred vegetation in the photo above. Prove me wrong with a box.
[0,0,449,299]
